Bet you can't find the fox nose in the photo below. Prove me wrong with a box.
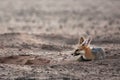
[71,53,74,55]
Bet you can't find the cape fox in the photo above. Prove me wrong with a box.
[72,37,105,61]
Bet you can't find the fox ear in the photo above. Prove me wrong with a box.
[79,37,85,44]
[86,37,92,45]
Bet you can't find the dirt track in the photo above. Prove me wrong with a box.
[0,0,120,80]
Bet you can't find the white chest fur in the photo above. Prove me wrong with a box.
[79,50,87,59]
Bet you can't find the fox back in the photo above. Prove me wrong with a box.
[91,48,105,60]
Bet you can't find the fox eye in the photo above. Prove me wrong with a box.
[75,49,79,51]
[82,44,85,46]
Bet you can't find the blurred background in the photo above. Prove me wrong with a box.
[0,0,120,36]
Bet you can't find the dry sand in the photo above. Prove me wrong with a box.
[0,0,120,80]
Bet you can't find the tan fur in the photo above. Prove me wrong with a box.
[81,46,95,60]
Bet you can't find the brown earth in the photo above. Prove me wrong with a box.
[0,0,120,80]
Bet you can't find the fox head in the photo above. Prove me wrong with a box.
[72,36,92,56]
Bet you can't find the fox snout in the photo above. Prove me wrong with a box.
[72,49,85,56]
[71,49,80,56]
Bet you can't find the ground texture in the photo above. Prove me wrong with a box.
[0,0,120,80]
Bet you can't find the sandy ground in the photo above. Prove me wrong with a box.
[0,0,120,80]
